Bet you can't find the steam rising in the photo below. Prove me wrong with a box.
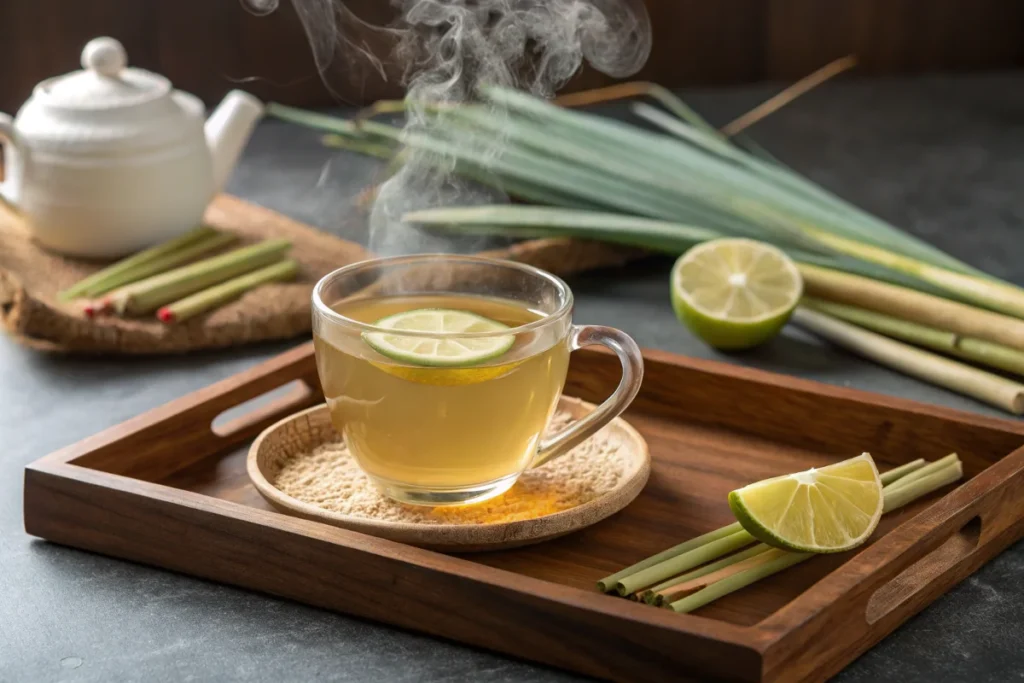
[249,0,652,254]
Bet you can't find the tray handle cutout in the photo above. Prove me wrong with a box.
[865,516,981,625]
[212,379,315,439]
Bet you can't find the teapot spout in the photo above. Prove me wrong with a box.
[205,90,264,194]
[0,112,28,215]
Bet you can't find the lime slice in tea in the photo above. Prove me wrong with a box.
[362,308,515,368]
[729,453,884,554]
[671,238,802,350]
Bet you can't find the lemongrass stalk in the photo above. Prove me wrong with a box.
[157,259,298,324]
[804,299,1024,377]
[267,103,364,136]
[883,461,963,513]
[802,230,1024,319]
[59,226,217,301]
[274,94,990,283]
[879,458,927,486]
[481,85,981,275]
[643,545,774,604]
[883,454,960,494]
[671,460,964,613]
[402,205,955,295]
[86,232,238,299]
[596,522,743,593]
[800,264,1024,350]
[793,308,1024,415]
[439,105,876,254]
[405,206,721,252]
[657,549,790,606]
[282,98,920,264]
[109,239,291,316]
[669,552,813,613]
[279,99,992,288]
[321,133,400,160]
[615,530,757,596]
[634,459,928,604]
[553,81,720,134]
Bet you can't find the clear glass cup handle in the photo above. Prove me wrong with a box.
[532,325,644,468]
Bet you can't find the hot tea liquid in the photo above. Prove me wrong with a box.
[314,294,570,499]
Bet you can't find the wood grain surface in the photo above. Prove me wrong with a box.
[23,343,1024,682]
[2,0,1022,111]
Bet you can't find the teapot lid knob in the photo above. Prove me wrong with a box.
[81,37,127,78]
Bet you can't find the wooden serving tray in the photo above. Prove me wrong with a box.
[23,343,1024,682]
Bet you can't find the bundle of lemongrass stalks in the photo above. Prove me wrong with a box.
[60,227,298,324]
[265,72,1024,414]
[600,455,962,613]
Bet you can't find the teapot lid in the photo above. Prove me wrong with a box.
[37,37,170,110]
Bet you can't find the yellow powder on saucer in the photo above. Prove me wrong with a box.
[272,410,632,525]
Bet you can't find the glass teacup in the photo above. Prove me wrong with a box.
[312,254,643,505]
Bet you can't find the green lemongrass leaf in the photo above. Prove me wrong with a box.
[481,85,982,275]
[435,105,818,246]
[632,102,985,276]
[729,133,787,166]
[404,205,720,253]
[625,82,720,134]
[471,97,923,261]
[400,204,953,293]
[321,134,400,160]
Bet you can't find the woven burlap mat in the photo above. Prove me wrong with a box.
[0,195,643,355]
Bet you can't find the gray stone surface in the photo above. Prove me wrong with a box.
[3,73,1024,682]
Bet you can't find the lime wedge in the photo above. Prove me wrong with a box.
[671,238,802,350]
[729,453,884,553]
[362,308,515,367]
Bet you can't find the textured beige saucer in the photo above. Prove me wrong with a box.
[247,398,649,552]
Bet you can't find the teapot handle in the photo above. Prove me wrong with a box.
[0,113,27,212]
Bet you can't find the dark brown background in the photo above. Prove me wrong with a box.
[1,0,1023,111]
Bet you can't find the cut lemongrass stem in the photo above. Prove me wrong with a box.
[879,458,927,486]
[615,530,756,596]
[621,458,940,600]
[670,552,813,613]
[653,547,780,605]
[803,298,1024,378]
[883,454,960,494]
[596,522,743,593]
[883,461,963,513]
[799,263,1024,350]
[59,226,218,301]
[157,259,299,324]
[793,308,1024,415]
[108,239,291,316]
[87,231,238,301]
[672,459,964,614]
[642,545,774,603]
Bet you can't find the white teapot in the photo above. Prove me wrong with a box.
[0,37,263,258]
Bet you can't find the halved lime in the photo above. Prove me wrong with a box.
[362,308,515,367]
[729,453,884,553]
[671,238,802,350]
